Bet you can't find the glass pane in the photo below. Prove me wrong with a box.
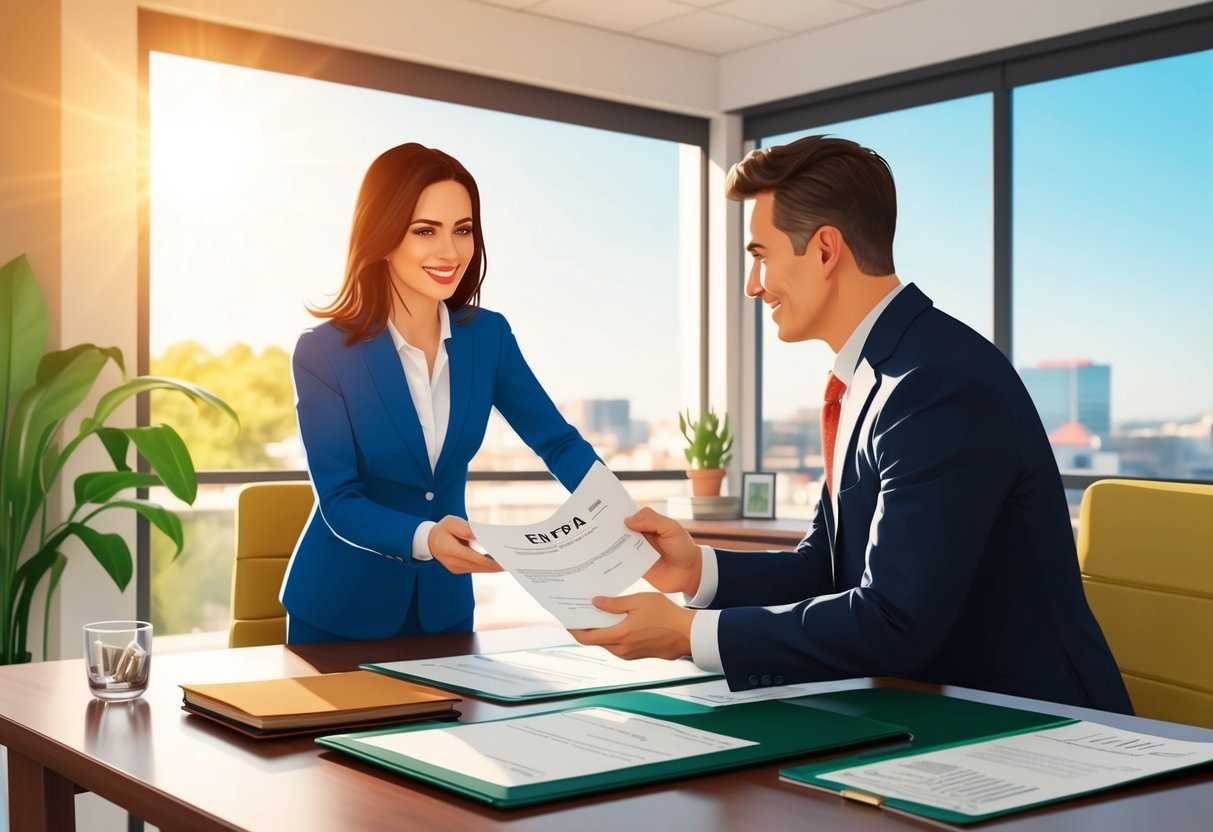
[148,52,693,472]
[1013,49,1213,482]
[757,95,994,517]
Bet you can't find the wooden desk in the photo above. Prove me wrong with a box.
[2,625,1212,831]
[682,518,807,550]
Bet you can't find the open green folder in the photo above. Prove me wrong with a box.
[780,688,1213,826]
[316,690,907,808]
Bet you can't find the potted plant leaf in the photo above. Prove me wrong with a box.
[1,254,237,664]
[679,406,733,497]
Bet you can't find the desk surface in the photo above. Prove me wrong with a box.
[2,625,1212,832]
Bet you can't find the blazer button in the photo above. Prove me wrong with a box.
[425,491,434,501]
[773,675,784,685]
[760,674,771,686]
[747,675,759,686]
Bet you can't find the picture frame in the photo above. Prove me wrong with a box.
[741,472,776,519]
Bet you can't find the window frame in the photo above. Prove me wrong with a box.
[740,1,1213,498]
[135,11,709,622]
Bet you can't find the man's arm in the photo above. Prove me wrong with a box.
[717,366,1019,688]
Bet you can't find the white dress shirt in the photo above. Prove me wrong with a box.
[385,304,453,561]
[687,283,906,672]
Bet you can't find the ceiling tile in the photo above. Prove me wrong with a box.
[529,0,691,32]
[637,10,787,55]
[713,0,864,32]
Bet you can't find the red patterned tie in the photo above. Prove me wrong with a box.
[821,372,847,495]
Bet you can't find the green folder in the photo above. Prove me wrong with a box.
[361,646,721,702]
[317,690,907,808]
[780,689,1212,825]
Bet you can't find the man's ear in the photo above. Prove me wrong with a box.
[815,226,846,277]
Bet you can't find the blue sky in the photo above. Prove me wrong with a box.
[763,48,1213,425]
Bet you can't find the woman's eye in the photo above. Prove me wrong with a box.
[455,227,473,236]
[413,227,434,236]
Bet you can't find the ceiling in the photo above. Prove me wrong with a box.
[470,0,924,55]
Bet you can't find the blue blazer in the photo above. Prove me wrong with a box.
[712,285,1131,713]
[280,306,598,639]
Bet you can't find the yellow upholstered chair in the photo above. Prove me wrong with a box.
[229,482,315,648]
[1077,479,1213,727]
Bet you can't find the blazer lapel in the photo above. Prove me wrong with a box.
[362,331,432,483]
[435,321,472,476]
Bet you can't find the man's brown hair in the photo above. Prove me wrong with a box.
[726,135,897,275]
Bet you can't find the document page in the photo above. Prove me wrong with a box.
[369,645,713,699]
[654,678,857,707]
[469,461,659,628]
[357,707,756,788]
[816,720,1213,816]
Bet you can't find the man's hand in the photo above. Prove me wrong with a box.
[427,515,503,574]
[569,593,695,660]
[626,507,702,595]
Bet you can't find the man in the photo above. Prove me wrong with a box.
[574,136,1131,713]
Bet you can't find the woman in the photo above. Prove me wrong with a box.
[280,143,598,643]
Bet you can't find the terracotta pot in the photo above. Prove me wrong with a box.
[687,468,726,497]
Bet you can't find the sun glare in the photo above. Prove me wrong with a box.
[151,104,254,216]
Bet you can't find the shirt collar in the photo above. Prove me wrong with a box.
[831,282,905,386]
[386,302,453,354]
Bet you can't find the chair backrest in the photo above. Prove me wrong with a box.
[230,482,315,648]
[1077,478,1213,727]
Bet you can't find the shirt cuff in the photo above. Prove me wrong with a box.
[411,521,436,561]
[684,545,718,608]
[689,610,723,673]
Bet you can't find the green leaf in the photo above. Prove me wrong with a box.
[96,427,131,471]
[74,471,163,505]
[4,347,111,490]
[0,254,47,444]
[121,424,197,503]
[89,375,238,431]
[100,499,184,558]
[66,523,133,591]
[11,546,60,663]
[41,551,68,661]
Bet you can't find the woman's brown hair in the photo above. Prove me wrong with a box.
[312,143,486,343]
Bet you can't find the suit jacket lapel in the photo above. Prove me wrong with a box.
[362,331,432,483]
[435,321,472,476]
[831,358,877,533]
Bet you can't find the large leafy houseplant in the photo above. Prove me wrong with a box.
[1,254,236,664]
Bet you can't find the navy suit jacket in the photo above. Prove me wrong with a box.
[712,285,1131,713]
[280,306,598,639]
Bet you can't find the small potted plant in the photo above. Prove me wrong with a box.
[679,406,733,497]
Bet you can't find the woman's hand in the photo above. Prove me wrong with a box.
[427,515,503,574]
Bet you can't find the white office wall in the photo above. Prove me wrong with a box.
[720,0,1207,111]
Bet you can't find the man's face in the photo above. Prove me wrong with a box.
[745,192,830,343]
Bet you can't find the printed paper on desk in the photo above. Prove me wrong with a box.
[469,462,658,628]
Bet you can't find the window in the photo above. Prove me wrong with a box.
[755,95,993,518]
[144,33,704,637]
[1013,49,1213,484]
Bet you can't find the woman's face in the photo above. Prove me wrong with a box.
[386,179,475,307]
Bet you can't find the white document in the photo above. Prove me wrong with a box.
[817,720,1213,816]
[371,644,713,699]
[357,707,756,788]
[469,461,659,628]
[654,678,859,707]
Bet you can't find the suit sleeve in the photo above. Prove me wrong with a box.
[707,507,835,607]
[293,330,428,563]
[491,317,599,492]
[717,366,1019,687]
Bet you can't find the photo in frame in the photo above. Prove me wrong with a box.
[741,472,776,519]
